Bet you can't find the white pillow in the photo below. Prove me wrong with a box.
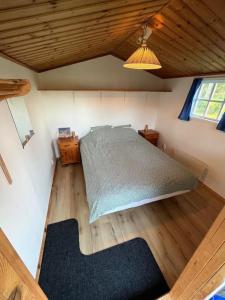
[90,125,112,132]
[113,124,131,128]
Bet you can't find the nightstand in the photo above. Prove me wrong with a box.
[58,136,80,165]
[138,129,159,146]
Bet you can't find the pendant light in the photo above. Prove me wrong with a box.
[123,25,161,70]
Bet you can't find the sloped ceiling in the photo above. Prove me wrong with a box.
[0,0,224,78]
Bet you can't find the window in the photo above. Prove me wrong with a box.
[191,79,225,122]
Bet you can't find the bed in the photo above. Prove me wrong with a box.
[80,126,197,223]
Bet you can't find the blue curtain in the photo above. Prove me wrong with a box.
[178,78,202,121]
[217,112,225,132]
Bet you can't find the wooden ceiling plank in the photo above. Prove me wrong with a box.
[3,27,134,55]
[13,47,109,63]
[151,67,185,77]
[32,47,115,70]
[16,38,123,63]
[32,50,114,72]
[151,37,218,73]
[8,44,122,64]
[0,0,166,22]
[152,29,218,73]
[23,40,121,64]
[152,14,225,69]
[183,0,225,38]
[158,24,224,70]
[0,0,135,22]
[150,66,185,78]
[149,36,222,73]
[201,0,225,22]
[0,13,152,47]
[0,2,164,41]
[35,51,113,72]
[164,1,225,61]
[0,13,158,46]
[150,25,224,72]
[24,50,111,67]
[0,0,168,31]
[158,19,225,70]
[173,0,225,52]
[151,45,225,77]
[31,54,107,68]
[0,0,48,10]
[1,19,148,53]
[6,33,129,60]
[22,41,120,66]
[15,49,111,65]
[1,17,164,52]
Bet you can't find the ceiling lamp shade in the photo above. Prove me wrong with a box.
[123,46,161,69]
[123,26,162,70]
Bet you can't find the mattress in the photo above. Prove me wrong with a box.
[80,127,197,223]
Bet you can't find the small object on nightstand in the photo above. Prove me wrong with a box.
[138,129,159,146]
[144,124,149,132]
[58,127,71,138]
[58,136,80,165]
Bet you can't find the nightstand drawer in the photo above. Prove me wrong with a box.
[145,133,158,139]
[60,148,80,165]
[60,142,78,150]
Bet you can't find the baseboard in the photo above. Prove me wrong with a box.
[35,159,58,281]
[199,181,225,204]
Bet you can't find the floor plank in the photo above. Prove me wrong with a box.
[47,162,224,287]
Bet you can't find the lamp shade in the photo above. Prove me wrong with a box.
[123,46,161,70]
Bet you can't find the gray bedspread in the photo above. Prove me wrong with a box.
[80,127,197,223]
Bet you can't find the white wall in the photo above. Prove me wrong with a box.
[38,55,165,91]
[0,57,55,276]
[41,90,161,156]
[156,77,225,198]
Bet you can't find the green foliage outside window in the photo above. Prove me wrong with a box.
[192,80,225,121]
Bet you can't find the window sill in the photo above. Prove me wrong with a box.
[190,116,218,124]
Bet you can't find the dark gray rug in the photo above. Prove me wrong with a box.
[39,219,169,300]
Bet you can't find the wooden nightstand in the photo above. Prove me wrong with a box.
[138,129,159,146]
[58,136,80,165]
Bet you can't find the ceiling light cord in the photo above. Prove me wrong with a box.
[137,25,152,47]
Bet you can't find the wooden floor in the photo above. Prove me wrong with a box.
[47,162,224,288]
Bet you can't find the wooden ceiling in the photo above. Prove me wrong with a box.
[0,0,224,78]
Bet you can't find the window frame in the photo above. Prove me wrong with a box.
[191,78,225,123]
